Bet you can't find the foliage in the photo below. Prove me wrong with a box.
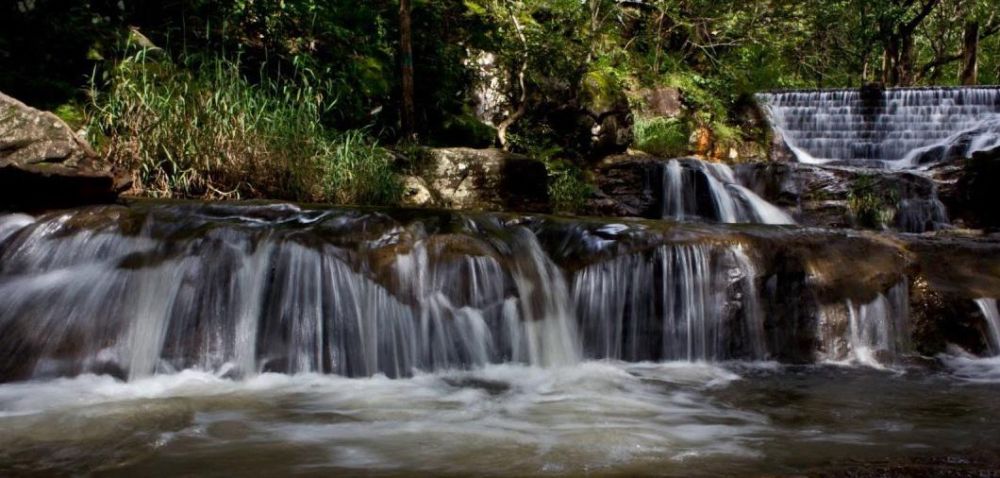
[54,104,86,130]
[88,48,400,205]
[323,130,404,206]
[8,0,1000,206]
[547,162,592,215]
[848,175,898,229]
[633,118,690,157]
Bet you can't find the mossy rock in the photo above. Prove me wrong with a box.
[580,69,626,114]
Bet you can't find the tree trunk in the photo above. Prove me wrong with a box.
[960,21,979,85]
[399,0,416,141]
[882,39,899,86]
[898,34,916,86]
[881,34,917,87]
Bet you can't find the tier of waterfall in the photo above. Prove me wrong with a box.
[759,87,1000,168]
[0,203,975,382]
[658,158,795,225]
[0,205,781,382]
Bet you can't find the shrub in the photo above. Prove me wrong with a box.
[848,175,897,229]
[88,48,400,205]
[323,130,403,206]
[548,162,592,215]
[633,117,690,157]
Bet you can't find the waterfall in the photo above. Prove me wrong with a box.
[818,283,910,367]
[759,87,1000,168]
[658,158,795,225]
[571,244,765,362]
[0,205,594,381]
[2,204,932,382]
[974,298,1000,356]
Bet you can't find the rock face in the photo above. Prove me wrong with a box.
[586,156,658,217]
[736,162,948,232]
[401,148,549,212]
[586,155,660,218]
[937,146,1000,230]
[0,92,125,210]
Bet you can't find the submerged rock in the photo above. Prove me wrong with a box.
[0,92,127,210]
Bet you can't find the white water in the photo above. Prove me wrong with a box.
[941,353,1000,383]
[759,88,1000,168]
[0,361,765,474]
[0,213,33,245]
[0,207,776,381]
[659,158,796,225]
[927,300,1000,383]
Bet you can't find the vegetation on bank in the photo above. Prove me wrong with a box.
[848,175,899,229]
[4,0,1000,206]
[88,48,401,204]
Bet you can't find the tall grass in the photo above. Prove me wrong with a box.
[88,49,401,205]
[633,117,690,157]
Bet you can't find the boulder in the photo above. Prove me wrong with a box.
[633,87,683,119]
[0,92,126,210]
[401,148,549,212]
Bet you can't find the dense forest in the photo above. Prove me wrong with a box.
[4,0,999,207]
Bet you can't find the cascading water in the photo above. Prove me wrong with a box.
[0,204,775,382]
[658,158,795,225]
[759,87,1000,168]
[818,282,911,368]
[974,298,1000,356]
[572,244,765,362]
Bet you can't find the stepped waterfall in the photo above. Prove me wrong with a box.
[759,87,1000,168]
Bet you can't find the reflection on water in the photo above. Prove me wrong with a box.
[2,361,1000,477]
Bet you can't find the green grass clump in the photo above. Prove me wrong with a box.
[88,48,401,206]
[323,130,403,206]
[548,162,592,215]
[847,175,897,229]
[633,117,690,157]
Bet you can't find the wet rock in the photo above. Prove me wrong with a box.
[0,92,128,210]
[737,162,947,232]
[402,148,549,212]
[940,146,1000,230]
[586,155,660,217]
[909,276,989,356]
